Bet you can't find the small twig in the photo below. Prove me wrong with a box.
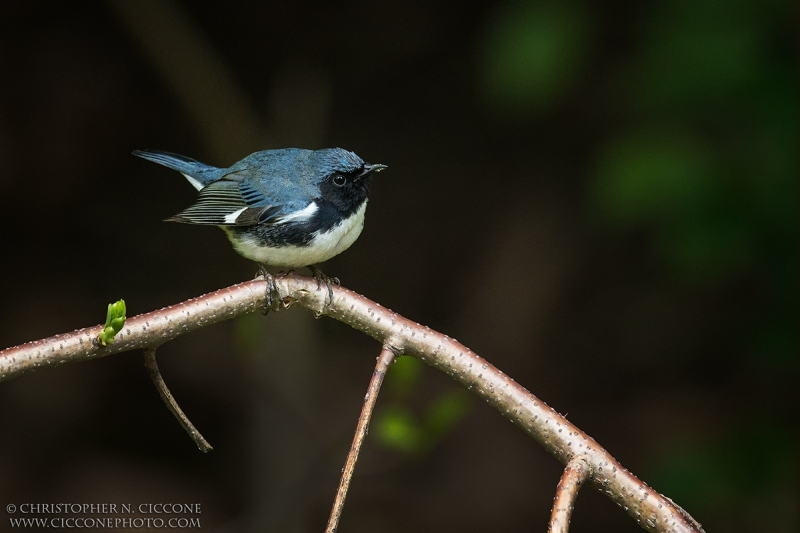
[325,345,397,533]
[143,347,213,452]
[548,457,591,533]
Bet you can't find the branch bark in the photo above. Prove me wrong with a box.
[326,345,396,533]
[548,457,590,533]
[144,347,213,452]
[0,275,704,533]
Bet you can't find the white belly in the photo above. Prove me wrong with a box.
[225,201,367,267]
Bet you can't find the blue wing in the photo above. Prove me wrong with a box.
[167,171,319,226]
[136,148,318,226]
[164,172,274,226]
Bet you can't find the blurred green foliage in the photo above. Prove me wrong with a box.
[376,356,471,455]
[591,132,720,227]
[634,0,789,111]
[590,129,761,281]
[649,424,798,532]
[479,0,797,529]
[587,0,798,282]
[385,352,423,396]
[600,0,798,527]
[480,0,590,115]
[377,404,424,453]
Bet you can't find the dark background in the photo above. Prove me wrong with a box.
[0,1,797,532]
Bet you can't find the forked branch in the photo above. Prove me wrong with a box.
[548,457,591,533]
[0,275,704,533]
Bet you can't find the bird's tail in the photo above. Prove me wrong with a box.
[132,150,221,191]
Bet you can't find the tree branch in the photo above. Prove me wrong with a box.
[0,274,704,533]
[548,457,590,533]
[0,281,265,382]
[326,345,396,533]
[143,347,213,452]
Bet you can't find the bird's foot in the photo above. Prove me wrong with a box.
[309,265,339,306]
[256,265,282,314]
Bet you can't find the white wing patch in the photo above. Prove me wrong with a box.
[181,173,205,191]
[275,202,319,225]
[224,207,249,224]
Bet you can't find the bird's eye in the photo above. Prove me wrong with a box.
[333,174,346,186]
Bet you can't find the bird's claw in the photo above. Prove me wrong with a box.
[256,265,282,314]
[309,265,338,306]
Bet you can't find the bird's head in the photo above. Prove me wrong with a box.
[312,148,387,215]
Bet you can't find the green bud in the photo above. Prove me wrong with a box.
[103,304,114,328]
[98,327,115,346]
[110,317,125,332]
[99,299,127,346]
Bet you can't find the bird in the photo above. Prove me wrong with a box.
[133,147,386,305]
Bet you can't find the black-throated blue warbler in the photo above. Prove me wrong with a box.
[133,148,386,303]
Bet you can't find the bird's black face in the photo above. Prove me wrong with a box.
[318,163,383,217]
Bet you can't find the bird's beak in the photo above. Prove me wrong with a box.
[359,163,388,178]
